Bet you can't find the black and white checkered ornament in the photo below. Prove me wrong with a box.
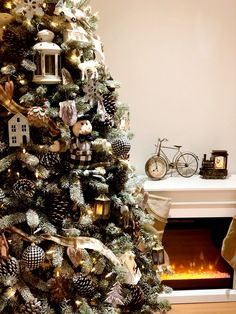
[13,179,36,199]
[22,244,45,270]
[111,137,131,159]
[0,256,19,278]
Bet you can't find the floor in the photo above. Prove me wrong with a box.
[170,302,236,313]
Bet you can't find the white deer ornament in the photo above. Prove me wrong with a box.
[73,50,100,81]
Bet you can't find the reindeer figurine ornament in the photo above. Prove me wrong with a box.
[72,49,100,81]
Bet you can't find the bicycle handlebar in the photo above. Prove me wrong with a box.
[158,138,168,143]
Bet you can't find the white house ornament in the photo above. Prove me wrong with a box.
[13,0,45,21]
[33,30,61,84]
[8,113,30,147]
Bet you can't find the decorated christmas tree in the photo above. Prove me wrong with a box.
[0,1,171,313]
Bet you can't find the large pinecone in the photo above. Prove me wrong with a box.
[19,299,41,314]
[103,92,117,116]
[39,152,60,169]
[122,284,144,311]
[0,188,5,201]
[107,165,128,194]
[2,29,25,62]
[46,194,71,228]
[0,256,19,278]
[13,179,36,199]
[72,273,96,296]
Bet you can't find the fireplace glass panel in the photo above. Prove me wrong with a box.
[161,217,233,290]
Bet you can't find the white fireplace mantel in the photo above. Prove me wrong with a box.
[144,174,236,219]
[143,174,236,304]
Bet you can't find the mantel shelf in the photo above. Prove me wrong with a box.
[143,174,236,192]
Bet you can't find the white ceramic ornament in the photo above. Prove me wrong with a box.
[8,113,30,147]
[13,0,44,21]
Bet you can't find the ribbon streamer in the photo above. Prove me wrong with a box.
[41,234,122,267]
[0,85,28,114]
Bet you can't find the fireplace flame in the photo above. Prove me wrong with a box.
[161,252,230,280]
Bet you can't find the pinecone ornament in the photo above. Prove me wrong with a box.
[122,284,144,311]
[0,256,19,278]
[2,29,25,62]
[111,137,131,159]
[19,299,41,314]
[46,194,71,228]
[92,112,114,133]
[39,152,60,168]
[72,273,96,296]
[103,92,117,116]
[13,179,36,199]
[0,188,5,201]
[107,165,128,194]
[22,244,45,270]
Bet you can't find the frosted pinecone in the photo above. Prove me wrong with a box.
[39,152,60,168]
[0,188,5,201]
[103,92,117,116]
[13,179,36,199]
[0,256,20,278]
[46,194,71,228]
[19,299,41,314]
[73,273,96,296]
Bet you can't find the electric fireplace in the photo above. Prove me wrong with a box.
[144,175,236,303]
[161,217,233,290]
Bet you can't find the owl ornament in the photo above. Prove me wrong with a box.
[70,115,93,167]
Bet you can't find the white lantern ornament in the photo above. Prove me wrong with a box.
[33,29,61,84]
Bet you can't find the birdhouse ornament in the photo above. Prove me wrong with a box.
[33,30,62,84]
[70,115,93,167]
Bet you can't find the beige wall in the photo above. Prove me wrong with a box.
[91,0,236,175]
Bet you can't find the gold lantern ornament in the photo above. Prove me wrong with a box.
[33,29,61,84]
[94,194,111,220]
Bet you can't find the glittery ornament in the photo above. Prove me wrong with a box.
[22,244,45,270]
[111,137,131,159]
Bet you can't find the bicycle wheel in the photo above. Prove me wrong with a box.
[145,156,168,180]
[176,153,198,177]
